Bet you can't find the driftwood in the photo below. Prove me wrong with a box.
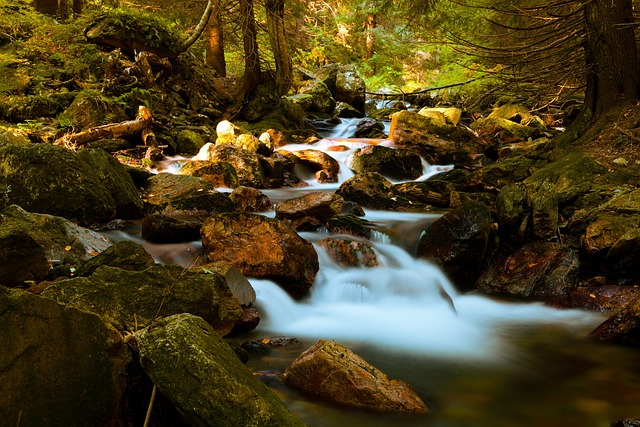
[54,105,153,147]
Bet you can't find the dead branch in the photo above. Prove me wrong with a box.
[54,105,153,147]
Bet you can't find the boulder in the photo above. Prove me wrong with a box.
[495,182,529,241]
[476,242,579,299]
[471,104,547,141]
[547,285,640,313]
[176,129,206,155]
[317,238,379,268]
[229,186,273,212]
[42,264,243,336]
[0,205,111,287]
[197,261,256,306]
[197,143,267,188]
[286,149,340,183]
[59,91,127,130]
[201,213,319,298]
[590,294,640,345]
[354,118,386,138]
[348,145,423,181]
[137,313,304,427]
[141,212,203,243]
[298,80,336,114]
[335,101,362,118]
[326,214,373,239]
[416,200,492,291]
[0,142,116,226]
[0,286,127,427]
[143,172,236,213]
[529,180,559,240]
[76,148,144,219]
[336,172,429,212]
[418,107,463,126]
[179,160,239,189]
[275,191,344,223]
[335,66,366,115]
[74,240,155,277]
[606,227,640,277]
[282,339,428,413]
[395,181,453,208]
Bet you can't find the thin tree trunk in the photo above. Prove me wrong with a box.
[238,0,262,98]
[205,1,226,77]
[181,0,215,52]
[265,0,292,96]
[365,12,376,60]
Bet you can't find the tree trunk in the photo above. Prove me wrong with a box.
[365,13,376,60]
[578,0,640,123]
[238,0,262,99]
[265,0,292,96]
[205,1,226,77]
[180,0,215,53]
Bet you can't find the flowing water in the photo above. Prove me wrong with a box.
[135,119,640,426]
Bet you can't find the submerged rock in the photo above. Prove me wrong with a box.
[137,313,304,427]
[0,287,127,427]
[0,205,111,287]
[283,339,428,413]
[201,213,319,298]
[42,264,243,335]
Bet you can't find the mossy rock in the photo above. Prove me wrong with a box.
[0,143,116,226]
[74,241,155,277]
[179,160,239,189]
[59,91,127,130]
[337,172,429,212]
[176,129,206,155]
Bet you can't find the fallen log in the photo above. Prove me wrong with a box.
[54,105,153,147]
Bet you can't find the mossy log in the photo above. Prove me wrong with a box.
[54,105,153,147]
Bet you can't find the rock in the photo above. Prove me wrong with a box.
[176,129,206,155]
[298,80,336,114]
[606,227,640,277]
[389,110,481,166]
[354,118,386,138]
[143,172,236,213]
[590,294,640,345]
[76,148,144,219]
[197,261,256,306]
[0,131,31,145]
[335,101,361,118]
[74,240,155,277]
[317,238,379,268]
[197,143,267,188]
[229,186,273,212]
[476,242,579,299]
[582,214,637,256]
[287,149,340,183]
[348,145,423,181]
[275,191,344,223]
[496,182,529,240]
[335,66,366,115]
[418,107,463,126]
[530,180,559,240]
[282,340,428,413]
[395,180,454,208]
[471,104,547,142]
[467,155,540,190]
[179,160,239,189]
[0,205,111,287]
[612,419,640,427]
[59,91,127,130]
[326,214,373,239]
[233,306,261,334]
[416,200,492,291]
[136,314,304,427]
[141,211,203,243]
[337,172,429,212]
[547,285,640,313]
[0,286,127,427]
[286,93,314,111]
[0,142,116,226]
[42,264,243,335]
[201,213,319,298]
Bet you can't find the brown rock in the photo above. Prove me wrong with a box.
[201,213,319,298]
[179,160,239,189]
[287,149,340,183]
[317,238,379,268]
[283,340,428,413]
[276,191,344,222]
[229,186,273,213]
[197,261,256,306]
[590,294,640,345]
[547,285,640,313]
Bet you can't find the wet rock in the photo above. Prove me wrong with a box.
[418,107,462,126]
[42,264,243,335]
[395,180,455,208]
[232,306,261,334]
[496,182,529,240]
[298,80,336,114]
[476,242,579,299]
[137,313,304,427]
[606,227,640,277]
[74,240,155,277]
[176,129,206,155]
[417,200,492,291]
[349,145,423,181]
[60,91,127,130]
[335,66,366,115]
[317,237,379,268]
[0,287,127,427]
[197,143,267,188]
[467,155,539,190]
[201,213,319,298]
[282,339,428,413]
[143,172,236,213]
[326,214,373,239]
[287,148,340,183]
[180,160,239,189]
[582,214,636,257]
[0,205,111,287]
[76,148,144,219]
[590,294,640,345]
[0,142,116,226]
[530,180,559,240]
[276,191,344,223]
[547,285,640,313]
[335,101,362,118]
[229,186,273,212]
[337,172,429,212]
[140,211,203,243]
[196,261,256,306]
[354,118,386,138]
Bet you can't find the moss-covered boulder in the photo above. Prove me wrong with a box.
[336,172,429,212]
[201,213,319,298]
[0,287,127,427]
[141,212,203,243]
[137,313,305,427]
[179,160,239,189]
[74,240,155,277]
[59,91,127,130]
[416,200,492,291]
[471,104,547,141]
[298,80,336,114]
[496,182,529,241]
[0,205,111,287]
[0,143,116,226]
[176,129,206,155]
[348,145,423,181]
[197,143,267,188]
[42,264,243,335]
[77,148,144,219]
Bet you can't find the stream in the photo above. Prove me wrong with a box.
[117,118,640,426]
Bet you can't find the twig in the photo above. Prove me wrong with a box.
[365,78,480,98]
[143,385,157,427]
